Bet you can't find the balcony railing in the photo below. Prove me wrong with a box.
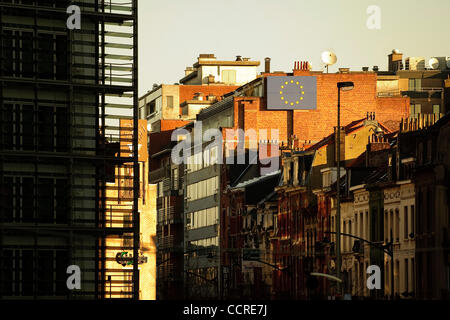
[157,207,183,224]
[159,235,174,249]
[377,90,400,97]
[150,167,169,183]
[377,87,443,98]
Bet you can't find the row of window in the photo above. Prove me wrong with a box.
[337,205,416,253]
[187,176,218,202]
[384,205,415,243]
[0,177,69,224]
[1,104,68,152]
[410,104,441,118]
[187,206,219,230]
[330,211,370,245]
[1,249,69,297]
[188,236,219,249]
[1,30,68,80]
[186,146,219,173]
[385,258,416,295]
[408,78,422,91]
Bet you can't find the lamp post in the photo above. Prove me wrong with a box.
[336,81,354,297]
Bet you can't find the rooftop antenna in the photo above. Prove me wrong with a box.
[321,51,337,73]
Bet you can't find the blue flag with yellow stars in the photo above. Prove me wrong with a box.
[266,76,317,110]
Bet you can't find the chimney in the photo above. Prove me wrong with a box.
[265,57,271,73]
[236,55,242,61]
[372,66,379,72]
[199,54,216,59]
[185,67,194,76]
[362,67,369,72]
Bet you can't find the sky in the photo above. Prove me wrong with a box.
[137,0,450,96]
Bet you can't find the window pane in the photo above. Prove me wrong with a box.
[0,177,14,223]
[55,179,68,224]
[22,250,34,296]
[22,32,34,78]
[37,250,53,295]
[38,34,54,79]
[433,104,440,114]
[2,104,14,149]
[22,178,34,223]
[22,105,34,150]
[38,106,54,151]
[166,96,174,108]
[38,178,53,223]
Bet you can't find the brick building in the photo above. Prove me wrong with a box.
[139,54,260,133]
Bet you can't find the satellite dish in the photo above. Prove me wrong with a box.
[393,49,401,54]
[322,51,337,66]
[429,57,440,70]
[321,51,337,73]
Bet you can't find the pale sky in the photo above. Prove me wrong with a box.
[138,0,450,96]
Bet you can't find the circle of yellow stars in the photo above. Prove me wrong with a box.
[279,80,305,106]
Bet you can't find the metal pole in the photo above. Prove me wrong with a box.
[391,229,394,300]
[336,88,341,297]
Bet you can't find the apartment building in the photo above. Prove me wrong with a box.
[139,54,259,132]
[376,50,450,119]
[410,113,450,299]
[223,164,280,299]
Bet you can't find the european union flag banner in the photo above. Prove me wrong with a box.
[266,76,317,110]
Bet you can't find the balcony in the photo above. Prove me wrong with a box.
[149,167,169,183]
[158,207,183,225]
[377,89,400,97]
[401,88,443,99]
[159,235,176,250]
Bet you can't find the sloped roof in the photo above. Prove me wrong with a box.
[306,117,393,151]
[231,170,281,190]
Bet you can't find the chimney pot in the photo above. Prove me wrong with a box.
[265,57,271,73]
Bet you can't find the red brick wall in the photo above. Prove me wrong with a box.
[148,120,191,170]
[231,72,409,144]
[179,85,239,104]
[160,119,190,131]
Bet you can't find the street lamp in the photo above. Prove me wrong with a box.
[336,81,354,297]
